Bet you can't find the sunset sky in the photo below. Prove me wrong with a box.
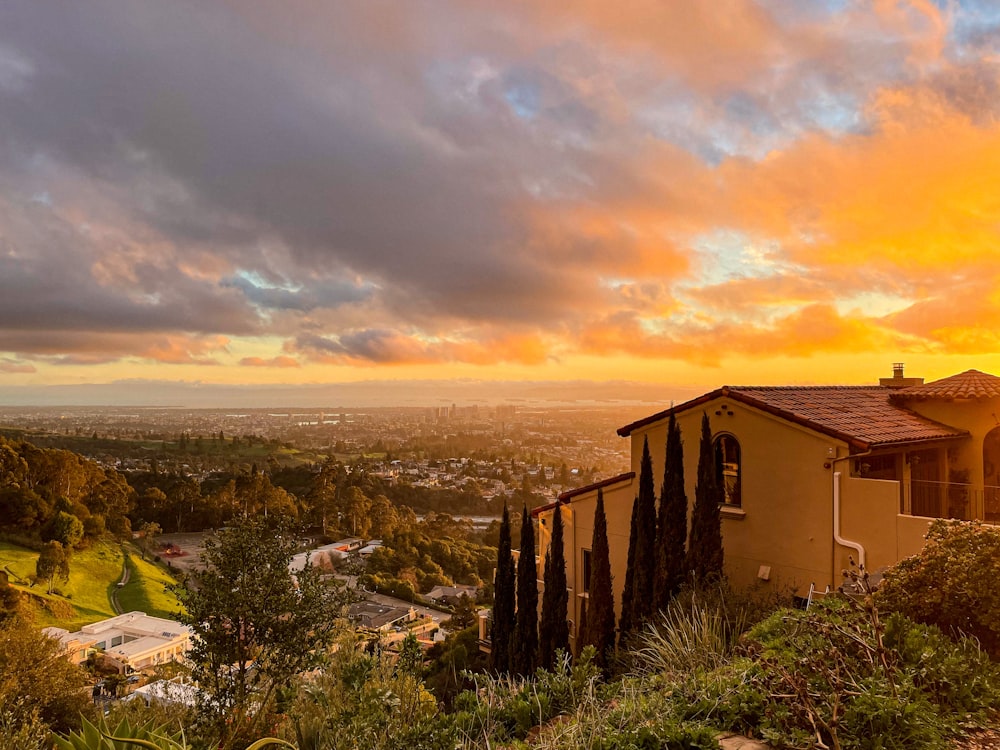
[2,1,1000,406]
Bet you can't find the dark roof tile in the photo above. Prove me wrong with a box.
[619,385,967,449]
[890,369,1000,401]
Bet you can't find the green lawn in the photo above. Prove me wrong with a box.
[0,539,184,629]
[118,548,184,620]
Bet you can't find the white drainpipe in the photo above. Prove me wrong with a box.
[832,459,867,571]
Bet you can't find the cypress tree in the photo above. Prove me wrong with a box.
[687,413,724,581]
[654,411,687,612]
[580,488,616,668]
[490,504,516,672]
[576,601,588,659]
[618,497,639,646]
[513,504,538,675]
[632,437,657,625]
[538,504,568,669]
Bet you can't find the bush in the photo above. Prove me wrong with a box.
[877,520,1000,655]
[671,593,1000,750]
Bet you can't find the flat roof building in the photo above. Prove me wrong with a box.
[44,611,191,673]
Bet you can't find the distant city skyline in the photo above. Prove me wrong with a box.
[0,378,707,409]
[2,3,999,402]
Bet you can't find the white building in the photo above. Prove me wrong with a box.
[44,611,191,672]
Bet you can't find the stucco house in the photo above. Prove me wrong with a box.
[533,366,1000,650]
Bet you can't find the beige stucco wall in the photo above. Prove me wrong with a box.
[895,514,933,559]
[838,475,899,575]
[630,397,849,595]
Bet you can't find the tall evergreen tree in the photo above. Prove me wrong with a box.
[632,437,657,625]
[580,488,616,668]
[538,504,568,669]
[687,413,724,581]
[654,411,687,612]
[513,505,539,675]
[490,504,516,672]
[618,498,639,646]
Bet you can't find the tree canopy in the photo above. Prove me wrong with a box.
[174,515,350,749]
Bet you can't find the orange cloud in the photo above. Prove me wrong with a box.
[0,361,36,374]
[579,304,906,366]
[240,355,301,368]
[136,336,229,365]
[289,329,551,367]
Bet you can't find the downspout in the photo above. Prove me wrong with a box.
[831,449,872,576]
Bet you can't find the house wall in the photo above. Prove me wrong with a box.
[896,514,933,558]
[838,475,901,574]
[629,398,847,595]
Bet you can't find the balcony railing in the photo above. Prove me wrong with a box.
[904,479,1000,523]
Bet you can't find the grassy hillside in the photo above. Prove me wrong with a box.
[0,539,183,629]
[118,550,184,620]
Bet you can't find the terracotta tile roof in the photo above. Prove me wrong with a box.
[619,385,967,450]
[889,369,1000,402]
[531,471,635,517]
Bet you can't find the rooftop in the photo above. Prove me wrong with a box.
[890,369,1000,402]
[619,385,968,450]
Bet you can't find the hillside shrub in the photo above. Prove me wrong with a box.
[672,594,1000,750]
[877,519,1000,655]
[452,650,600,744]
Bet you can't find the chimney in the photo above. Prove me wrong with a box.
[879,362,924,389]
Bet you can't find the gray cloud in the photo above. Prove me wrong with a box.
[221,274,373,313]
[0,0,988,369]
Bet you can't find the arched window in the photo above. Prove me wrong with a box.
[714,434,741,507]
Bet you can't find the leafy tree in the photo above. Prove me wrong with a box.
[618,498,640,646]
[0,571,23,624]
[538,503,568,669]
[36,540,69,593]
[174,515,350,749]
[307,458,339,535]
[632,437,657,625]
[490,505,515,673]
[342,486,372,537]
[687,413,724,582]
[580,489,615,668]
[140,520,162,561]
[513,504,538,675]
[396,633,424,677]
[47,510,84,549]
[367,494,398,538]
[0,615,92,734]
[654,411,687,612]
